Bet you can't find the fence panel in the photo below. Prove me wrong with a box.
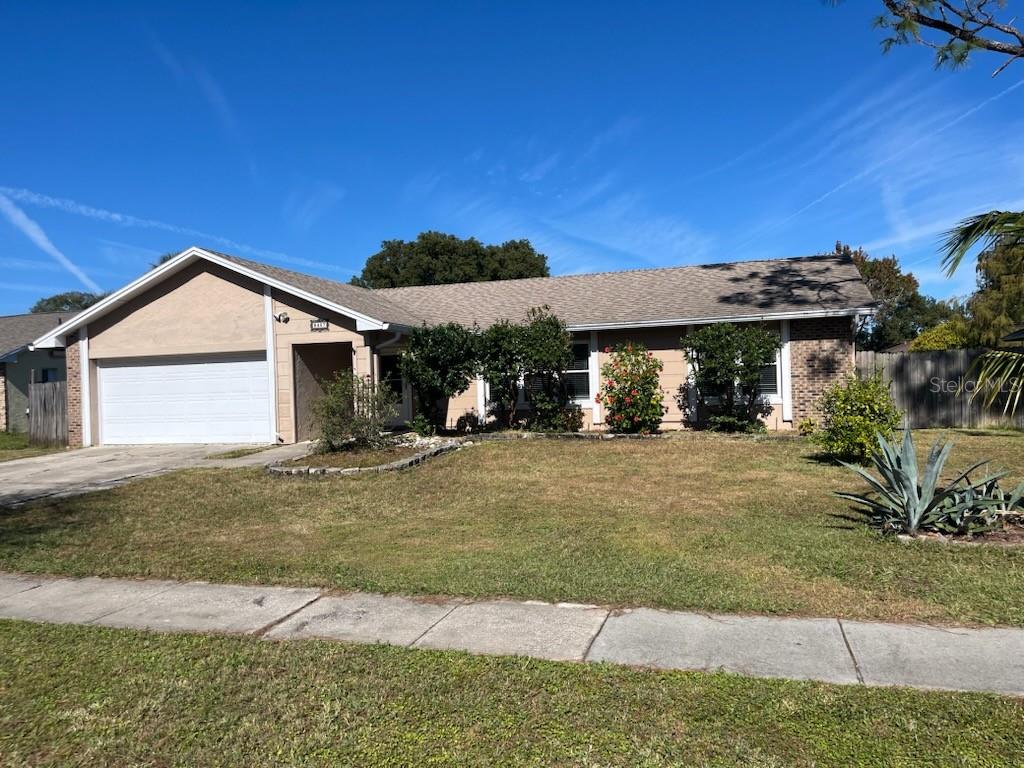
[855,349,1024,429]
[28,381,67,446]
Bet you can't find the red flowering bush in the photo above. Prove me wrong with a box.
[594,343,665,433]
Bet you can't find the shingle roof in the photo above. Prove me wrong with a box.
[376,253,875,328]
[210,250,428,327]
[0,312,69,359]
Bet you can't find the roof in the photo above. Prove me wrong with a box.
[0,312,69,359]
[209,250,427,328]
[31,248,876,349]
[377,253,875,329]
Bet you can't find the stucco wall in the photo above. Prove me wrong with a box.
[271,290,372,443]
[2,349,67,433]
[0,363,6,432]
[89,262,265,359]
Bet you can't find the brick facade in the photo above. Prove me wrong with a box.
[789,317,855,423]
[65,334,83,447]
[0,362,7,432]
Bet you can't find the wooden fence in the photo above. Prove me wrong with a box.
[855,349,1024,430]
[28,381,67,446]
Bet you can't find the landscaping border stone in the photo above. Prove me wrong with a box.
[268,440,463,477]
[471,431,663,441]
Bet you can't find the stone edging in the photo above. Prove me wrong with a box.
[268,440,463,477]
[471,431,662,441]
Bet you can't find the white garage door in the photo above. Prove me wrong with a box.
[98,354,272,444]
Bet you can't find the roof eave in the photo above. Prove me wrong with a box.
[565,306,876,332]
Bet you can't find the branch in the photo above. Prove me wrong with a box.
[882,0,1024,74]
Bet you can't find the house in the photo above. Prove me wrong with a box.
[30,247,875,446]
[0,312,69,433]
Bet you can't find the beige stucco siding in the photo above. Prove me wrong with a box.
[271,290,372,443]
[88,262,265,359]
[444,380,479,428]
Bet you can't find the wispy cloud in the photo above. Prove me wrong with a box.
[0,193,101,292]
[148,33,255,177]
[580,116,641,161]
[283,182,346,233]
[0,186,351,274]
[519,152,561,183]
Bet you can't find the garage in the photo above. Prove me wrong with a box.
[98,354,272,444]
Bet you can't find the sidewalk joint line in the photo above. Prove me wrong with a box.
[837,619,865,684]
[582,609,612,662]
[83,583,181,626]
[254,593,323,638]
[408,601,463,648]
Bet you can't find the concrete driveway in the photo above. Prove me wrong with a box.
[0,443,310,507]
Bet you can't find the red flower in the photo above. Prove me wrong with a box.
[603,346,610,353]
[625,396,632,405]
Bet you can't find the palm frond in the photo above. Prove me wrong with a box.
[940,211,1024,276]
[968,349,1024,415]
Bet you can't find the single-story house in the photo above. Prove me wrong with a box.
[1,312,69,434]
[30,247,875,446]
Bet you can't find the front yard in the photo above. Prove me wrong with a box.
[1,430,1022,626]
[1,620,1021,766]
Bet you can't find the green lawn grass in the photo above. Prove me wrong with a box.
[1,429,1022,626]
[0,619,1020,767]
[0,431,62,462]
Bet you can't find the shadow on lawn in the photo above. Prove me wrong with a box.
[0,496,96,549]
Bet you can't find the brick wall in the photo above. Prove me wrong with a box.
[789,317,854,422]
[0,362,6,432]
[65,334,83,447]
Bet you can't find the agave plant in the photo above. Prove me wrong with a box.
[835,429,1006,537]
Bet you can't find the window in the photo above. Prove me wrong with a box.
[564,341,591,400]
[524,340,591,401]
[39,368,60,383]
[758,361,779,397]
[378,356,404,399]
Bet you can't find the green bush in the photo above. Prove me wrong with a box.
[595,344,665,433]
[908,321,969,352]
[313,372,398,452]
[681,322,780,432]
[813,371,902,462]
[400,323,478,431]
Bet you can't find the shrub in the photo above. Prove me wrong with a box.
[407,413,435,438]
[681,323,780,432]
[313,372,398,452]
[400,323,479,431]
[529,389,583,432]
[812,371,902,462]
[837,429,1023,536]
[797,417,817,436]
[478,320,526,428]
[908,321,969,352]
[595,344,665,433]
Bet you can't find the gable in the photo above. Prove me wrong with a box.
[88,261,266,358]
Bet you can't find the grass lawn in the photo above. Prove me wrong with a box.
[1,620,1021,767]
[0,431,62,462]
[293,443,425,468]
[1,429,1022,626]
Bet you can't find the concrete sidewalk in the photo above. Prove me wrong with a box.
[1,572,1021,696]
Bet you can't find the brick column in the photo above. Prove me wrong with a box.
[789,317,855,422]
[65,334,84,447]
[0,362,7,432]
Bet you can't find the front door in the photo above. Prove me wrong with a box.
[293,342,352,442]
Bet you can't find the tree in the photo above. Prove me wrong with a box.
[871,1,1024,77]
[907,320,969,351]
[838,242,957,350]
[152,252,180,268]
[31,291,105,313]
[477,320,526,428]
[399,322,479,430]
[352,231,549,288]
[682,323,781,433]
[960,240,1024,347]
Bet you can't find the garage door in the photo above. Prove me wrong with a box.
[98,354,272,444]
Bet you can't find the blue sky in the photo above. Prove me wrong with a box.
[1,1,1022,316]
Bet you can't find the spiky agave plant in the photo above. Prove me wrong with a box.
[835,429,1005,536]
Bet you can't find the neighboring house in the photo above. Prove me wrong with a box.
[30,247,875,446]
[0,312,69,433]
